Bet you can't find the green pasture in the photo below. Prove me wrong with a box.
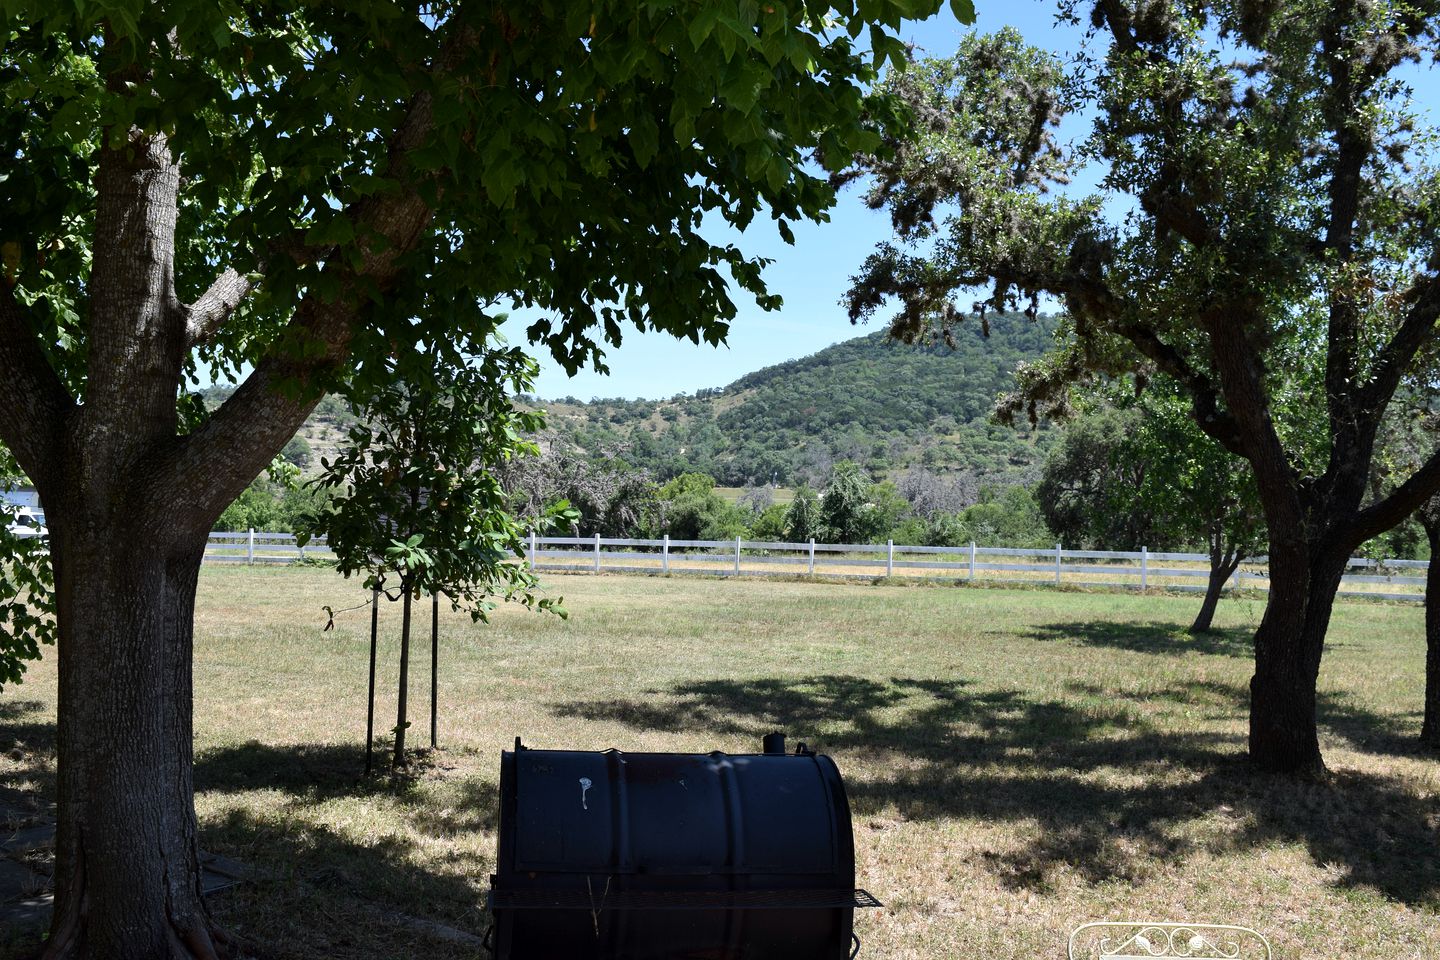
[1,568,1436,959]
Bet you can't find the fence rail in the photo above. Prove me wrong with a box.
[203,530,1431,603]
[206,530,335,565]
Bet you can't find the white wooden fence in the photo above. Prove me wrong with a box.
[206,530,1431,603]
[206,530,335,565]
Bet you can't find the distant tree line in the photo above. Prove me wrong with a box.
[492,450,1054,548]
[218,411,1436,578]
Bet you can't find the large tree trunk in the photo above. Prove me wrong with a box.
[1422,519,1440,749]
[43,518,220,959]
[1248,541,1346,776]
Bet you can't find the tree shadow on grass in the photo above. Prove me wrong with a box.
[195,741,501,958]
[0,718,501,958]
[555,674,1440,909]
[194,739,498,834]
[1068,673,1434,761]
[1027,620,1256,657]
[0,700,55,825]
[1315,691,1431,759]
[205,806,493,960]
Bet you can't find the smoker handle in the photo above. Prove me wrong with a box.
[850,932,862,960]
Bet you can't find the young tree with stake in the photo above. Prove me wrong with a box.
[298,345,574,770]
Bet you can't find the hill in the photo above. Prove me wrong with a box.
[199,312,1057,488]
[540,312,1057,487]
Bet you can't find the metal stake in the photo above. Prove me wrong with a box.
[430,592,439,749]
[365,585,379,775]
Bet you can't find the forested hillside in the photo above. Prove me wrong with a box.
[542,312,1056,486]
[201,312,1055,489]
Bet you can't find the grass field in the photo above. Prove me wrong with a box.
[2,567,1438,959]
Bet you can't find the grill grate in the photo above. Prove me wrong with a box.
[489,887,883,911]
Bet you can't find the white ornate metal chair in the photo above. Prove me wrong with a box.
[1068,922,1272,960]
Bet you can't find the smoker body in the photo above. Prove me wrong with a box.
[488,736,875,959]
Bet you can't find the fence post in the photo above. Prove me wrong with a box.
[1232,562,1241,593]
[529,530,537,570]
[887,540,894,577]
[734,536,742,575]
[808,538,815,575]
[663,534,670,573]
[593,532,601,573]
[1141,546,1149,590]
[247,528,254,565]
[1055,543,1062,585]
[969,541,976,581]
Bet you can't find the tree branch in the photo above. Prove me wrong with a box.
[151,55,451,530]
[1349,443,1440,550]
[1360,270,1440,411]
[1196,300,1306,532]
[0,285,73,488]
[1107,315,1246,456]
[183,268,253,349]
[1065,271,1248,456]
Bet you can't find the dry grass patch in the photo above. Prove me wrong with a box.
[1,567,1437,959]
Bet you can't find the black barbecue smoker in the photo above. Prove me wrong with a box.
[487,734,879,960]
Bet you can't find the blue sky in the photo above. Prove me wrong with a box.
[507,4,1440,402]
[504,2,1093,401]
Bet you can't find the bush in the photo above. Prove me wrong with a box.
[748,503,790,541]
[281,435,313,470]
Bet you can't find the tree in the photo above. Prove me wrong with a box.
[0,2,961,954]
[1419,497,1440,748]
[1035,379,1266,632]
[299,346,567,768]
[820,459,877,542]
[1116,384,1267,633]
[784,484,822,541]
[1371,407,1440,748]
[953,484,1050,548]
[655,472,748,540]
[844,12,1440,775]
[500,447,659,538]
[738,484,774,515]
[1036,406,1159,550]
[894,466,979,519]
[749,502,791,540]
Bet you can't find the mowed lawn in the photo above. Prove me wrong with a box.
[2,567,1438,959]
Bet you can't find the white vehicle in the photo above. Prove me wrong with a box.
[6,509,47,537]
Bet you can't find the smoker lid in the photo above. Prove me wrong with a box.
[508,748,842,876]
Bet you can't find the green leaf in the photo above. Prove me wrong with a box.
[948,0,977,24]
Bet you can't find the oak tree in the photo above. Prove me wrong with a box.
[844,10,1440,775]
